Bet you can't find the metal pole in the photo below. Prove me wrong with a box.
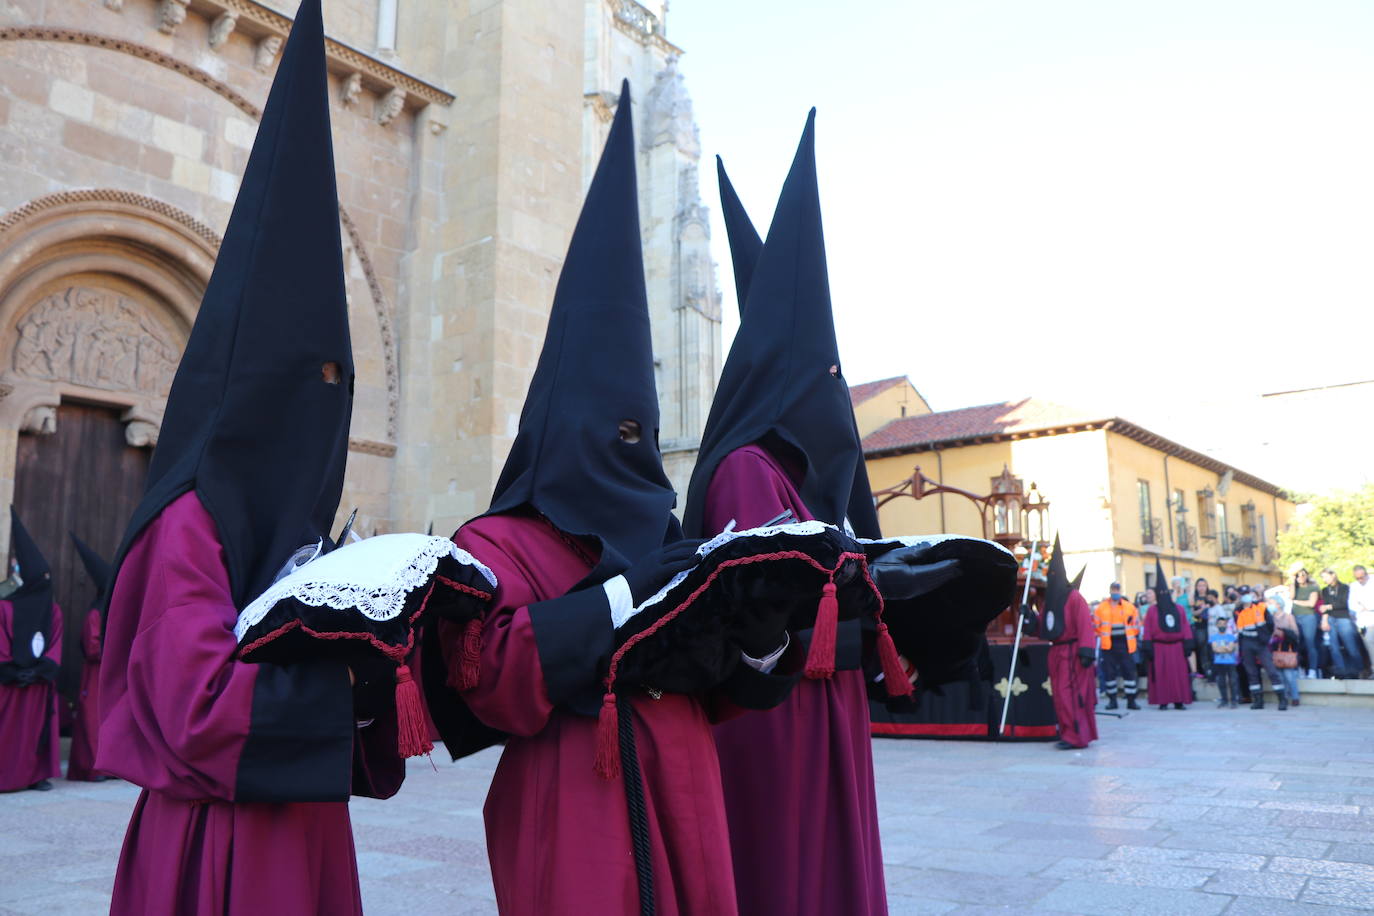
[998,541,1040,738]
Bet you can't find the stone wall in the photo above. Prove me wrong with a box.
[0,0,433,542]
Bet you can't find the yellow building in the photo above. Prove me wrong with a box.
[853,378,1297,602]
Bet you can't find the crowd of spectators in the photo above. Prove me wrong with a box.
[1177,567,1373,706]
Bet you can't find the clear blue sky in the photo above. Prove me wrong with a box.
[667,0,1373,465]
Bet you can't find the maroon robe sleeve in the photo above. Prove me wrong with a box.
[96,493,362,803]
[82,609,102,663]
[448,520,592,735]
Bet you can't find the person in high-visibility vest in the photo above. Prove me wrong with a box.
[1094,582,1141,710]
[1237,588,1287,710]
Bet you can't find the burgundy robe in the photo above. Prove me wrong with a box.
[1145,603,1194,706]
[1045,591,1098,748]
[0,600,62,790]
[706,444,887,916]
[97,493,405,915]
[66,606,105,781]
[445,512,738,915]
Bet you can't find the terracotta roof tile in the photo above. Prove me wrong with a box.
[848,376,908,407]
[861,398,1101,453]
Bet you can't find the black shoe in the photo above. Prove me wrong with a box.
[1277,694,1288,711]
[1174,703,1186,710]
[28,779,52,792]
[1251,698,1264,709]
[1055,740,1077,750]
[1126,697,1141,711]
[1158,704,1168,711]
[1291,699,1300,707]
[1106,696,1119,710]
[1215,698,1227,708]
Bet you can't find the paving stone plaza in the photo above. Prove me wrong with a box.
[2,704,1373,915]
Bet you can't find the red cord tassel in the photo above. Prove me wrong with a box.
[458,617,483,690]
[877,622,913,697]
[593,692,621,781]
[804,582,839,680]
[394,665,434,758]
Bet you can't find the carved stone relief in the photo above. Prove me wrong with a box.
[341,72,362,108]
[255,35,282,73]
[12,287,181,398]
[644,55,700,156]
[208,12,237,51]
[158,0,189,35]
[376,87,405,127]
[19,405,55,435]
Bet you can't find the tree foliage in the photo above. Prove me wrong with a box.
[1278,483,1374,580]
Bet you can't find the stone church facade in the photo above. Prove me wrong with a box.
[0,0,720,666]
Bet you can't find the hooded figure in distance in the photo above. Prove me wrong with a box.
[65,534,112,781]
[96,4,404,911]
[0,509,63,792]
[1027,539,1098,748]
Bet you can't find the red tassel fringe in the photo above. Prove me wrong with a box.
[804,582,839,680]
[458,618,483,690]
[394,665,434,758]
[593,692,621,781]
[877,623,913,697]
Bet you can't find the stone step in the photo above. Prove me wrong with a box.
[1189,674,1374,707]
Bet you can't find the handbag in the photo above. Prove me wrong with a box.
[1272,649,1299,669]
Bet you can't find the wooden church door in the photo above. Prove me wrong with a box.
[13,402,151,700]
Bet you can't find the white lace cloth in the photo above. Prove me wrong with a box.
[857,533,1014,557]
[235,533,497,642]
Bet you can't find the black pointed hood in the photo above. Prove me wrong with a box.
[716,157,762,316]
[70,533,112,605]
[1039,536,1070,640]
[108,0,352,609]
[8,508,54,668]
[1070,565,1086,593]
[687,110,879,538]
[483,81,675,578]
[1153,559,1181,633]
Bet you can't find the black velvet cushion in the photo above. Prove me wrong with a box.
[861,536,1018,688]
[609,522,880,695]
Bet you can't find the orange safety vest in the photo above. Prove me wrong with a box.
[1236,603,1267,635]
[1094,598,1139,652]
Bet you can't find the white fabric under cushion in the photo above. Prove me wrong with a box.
[856,533,1014,557]
[235,533,497,641]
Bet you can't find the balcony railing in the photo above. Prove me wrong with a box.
[1141,517,1163,547]
[1218,532,1256,560]
[1177,524,1198,553]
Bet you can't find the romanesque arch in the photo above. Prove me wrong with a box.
[0,189,215,440]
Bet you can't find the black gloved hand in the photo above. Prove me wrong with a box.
[1020,605,1037,628]
[1077,647,1094,669]
[619,539,707,605]
[869,551,961,602]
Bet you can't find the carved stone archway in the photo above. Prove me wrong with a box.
[0,190,215,447]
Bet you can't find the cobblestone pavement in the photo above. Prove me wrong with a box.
[2,703,1373,914]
